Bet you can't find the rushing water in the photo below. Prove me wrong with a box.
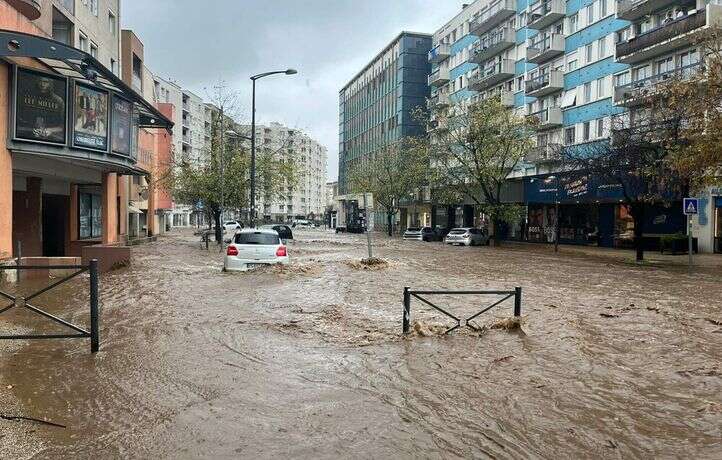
[1,229,721,459]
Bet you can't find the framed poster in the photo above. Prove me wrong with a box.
[73,82,109,151]
[111,95,132,156]
[14,68,68,145]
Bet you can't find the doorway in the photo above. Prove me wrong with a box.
[42,194,68,257]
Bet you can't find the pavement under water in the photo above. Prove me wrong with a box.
[1,229,721,459]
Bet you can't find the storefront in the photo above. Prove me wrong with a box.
[523,173,685,249]
[0,29,172,266]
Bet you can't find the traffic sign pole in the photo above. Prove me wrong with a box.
[683,198,699,268]
[688,215,693,267]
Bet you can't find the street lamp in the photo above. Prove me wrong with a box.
[249,68,298,228]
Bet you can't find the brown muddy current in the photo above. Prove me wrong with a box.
[1,230,721,459]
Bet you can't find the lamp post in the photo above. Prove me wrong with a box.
[250,69,298,228]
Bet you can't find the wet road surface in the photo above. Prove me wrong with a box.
[1,229,721,459]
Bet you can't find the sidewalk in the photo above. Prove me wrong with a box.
[501,240,722,269]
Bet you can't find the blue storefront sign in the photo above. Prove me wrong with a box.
[524,173,627,204]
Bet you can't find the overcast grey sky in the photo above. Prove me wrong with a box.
[122,0,468,181]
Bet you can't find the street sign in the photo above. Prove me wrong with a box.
[683,198,699,215]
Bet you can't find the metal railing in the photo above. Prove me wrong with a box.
[0,259,100,353]
[617,61,703,95]
[617,10,707,58]
[525,72,560,93]
[402,287,522,335]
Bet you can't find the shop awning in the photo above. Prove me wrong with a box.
[0,29,173,130]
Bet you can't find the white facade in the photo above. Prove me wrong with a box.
[243,122,327,222]
[181,90,209,165]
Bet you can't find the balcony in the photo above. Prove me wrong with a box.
[617,0,683,22]
[428,43,451,64]
[613,61,703,107]
[428,68,451,87]
[468,59,515,91]
[469,0,516,37]
[616,7,721,65]
[526,0,565,30]
[470,27,515,64]
[7,0,41,19]
[527,143,562,162]
[529,107,563,130]
[480,89,515,108]
[526,33,565,65]
[525,70,564,98]
[427,92,451,109]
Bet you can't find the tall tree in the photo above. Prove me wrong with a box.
[347,138,429,236]
[418,97,537,244]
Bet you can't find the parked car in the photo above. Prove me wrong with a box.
[443,228,489,246]
[432,226,450,241]
[225,229,289,271]
[261,224,293,241]
[223,220,242,233]
[292,219,313,228]
[403,226,435,242]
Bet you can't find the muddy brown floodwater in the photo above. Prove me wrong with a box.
[1,229,721,459]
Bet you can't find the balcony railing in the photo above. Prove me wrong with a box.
[614,61,703,106]
[529,107,563,129]
[525,71,564,97]
[470,27,515,63]
[428,43,451,64]
[526,33,565,64]
[616,9,707,61]
[617,0,681,22]
[469,59,515,90]
[528,143,562,162]
[427,92,451,109]
[469,0,516,37]
[526,0,565,30]
[429,68,451,87]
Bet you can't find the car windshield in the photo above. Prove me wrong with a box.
[234,233,280,245]
[449,229,467,235]
[407,227,420,232]
[422,227,432,231]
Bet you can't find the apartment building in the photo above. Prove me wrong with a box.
[180,90,209,165]
[51,0,121,75]
[428,0,722,252]
[239,122,327,222]
[338,31,432,194]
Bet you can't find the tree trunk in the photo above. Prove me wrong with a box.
[387,212,393,237]
[490,216,501,247]
[629,202,645,262]
[214,209,222,243]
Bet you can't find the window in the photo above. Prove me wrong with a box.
[90,42,97,58]
[586,44,593,63]
[597,118,605,138]
[584,82,592,103]
[614,71,630,87]
[79,192,102,239]
[568,59,578,71]
[79,31,88,51]
[597,77,605,98]
[587,4,595,24]
[633,65,650,82]
[108,11,116,35]
[569,14,578,34]
[600,0,608,17]
[565,127,576,145]
[598,37,606,59]
[583,121,591,141]
[90,0,98,16]
[656,56,674,75]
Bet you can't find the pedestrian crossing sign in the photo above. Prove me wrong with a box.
[683,198,699,215]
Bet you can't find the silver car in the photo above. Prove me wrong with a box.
[443,228,489,246]
[403,226,434,242]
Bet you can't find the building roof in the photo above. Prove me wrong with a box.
[340,30,432,93]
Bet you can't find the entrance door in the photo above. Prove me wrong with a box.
[42,194,68,257]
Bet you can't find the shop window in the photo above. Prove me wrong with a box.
[79,192,102,239]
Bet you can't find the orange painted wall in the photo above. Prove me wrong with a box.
[155,103,174,210]
[0,1,51,37]
[0,63,13,259]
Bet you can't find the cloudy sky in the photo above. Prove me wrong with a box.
[122,0,469,181]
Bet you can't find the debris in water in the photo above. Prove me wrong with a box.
[706,318,722,326]
[490,317,523,330]
[492,355,514,364]
[346,257,389,270]
[411,321,448,336]
[600,313,619,318]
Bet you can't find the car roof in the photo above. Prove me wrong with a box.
[238,228,278,235]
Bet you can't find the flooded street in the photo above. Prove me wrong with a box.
[2,229,722,459]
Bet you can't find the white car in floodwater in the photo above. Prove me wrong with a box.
[443,228,490,246]
[224,229,289,271]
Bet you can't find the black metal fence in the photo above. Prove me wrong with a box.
[403,287,521,335]
[0,259,100,353]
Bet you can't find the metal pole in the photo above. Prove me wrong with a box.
[514,287,522,317]
[363,193,373,259]
[219,107,225,249]
[554,178,560,253]
[16,241,21,282]
[250,78,257,228]
[89,259,99,353]
[403,287,411,334]
[688,214,693,267]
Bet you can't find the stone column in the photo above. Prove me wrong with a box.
[0,64,12,259]
[101,172,118,244]
[117,175,128,238]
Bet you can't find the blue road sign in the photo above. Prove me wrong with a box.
[683,198,699,215]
